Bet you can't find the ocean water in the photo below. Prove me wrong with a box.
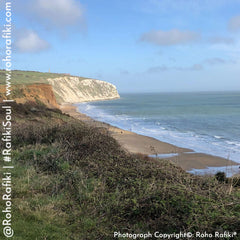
[76,92,240,171]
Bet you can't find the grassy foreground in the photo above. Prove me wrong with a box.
[0,102,240,239]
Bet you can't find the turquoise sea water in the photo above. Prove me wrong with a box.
[76,92,240,173]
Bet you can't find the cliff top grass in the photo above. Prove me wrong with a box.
[0,101,239,239]
[0,69,87,85]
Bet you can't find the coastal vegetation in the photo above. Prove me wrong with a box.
[0,69,82,85]
[0,101,239,239]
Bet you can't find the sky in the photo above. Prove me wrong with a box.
[1,0,240,93]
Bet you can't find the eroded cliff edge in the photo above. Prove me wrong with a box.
[0,70,120,108]
[0,84,59,108]
[47,76,120,103]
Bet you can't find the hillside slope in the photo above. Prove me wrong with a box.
[0,102,239,239]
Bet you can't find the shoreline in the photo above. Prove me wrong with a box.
[60,103,239,173]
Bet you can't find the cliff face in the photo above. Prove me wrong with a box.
[47,77,120,103]
[0,71,120,108]
[0,84,59,108]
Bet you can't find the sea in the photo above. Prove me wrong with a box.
[76,92,240,176]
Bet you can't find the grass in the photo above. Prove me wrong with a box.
[0,102,239,239]
[0,70,87,85]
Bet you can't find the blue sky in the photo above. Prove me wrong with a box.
[3,0,240,92]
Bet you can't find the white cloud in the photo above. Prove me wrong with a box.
[15,30,50,53]
[204,58,226,65]
[175,64,203,71]
[147,65,168,73]
[228,15,240,31]
[209,36,235,45]
[146,64,203,73]
[140,29,200,46]
[34,0,83,26]
[142,0,240,14]
[204,57,236,65]
[188,64,203,71]
[21,0,86,30]
[120,70,130,75]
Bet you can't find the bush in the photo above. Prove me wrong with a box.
[215,171,227,183]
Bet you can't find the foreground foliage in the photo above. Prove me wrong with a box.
[0,102,239,239]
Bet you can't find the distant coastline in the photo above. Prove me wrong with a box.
[1,70,239,176]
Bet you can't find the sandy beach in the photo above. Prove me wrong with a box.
[60,103,239,172]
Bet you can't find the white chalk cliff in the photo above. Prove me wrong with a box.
[47,77,120,103]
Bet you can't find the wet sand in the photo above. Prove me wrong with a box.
[60,103,239,171]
